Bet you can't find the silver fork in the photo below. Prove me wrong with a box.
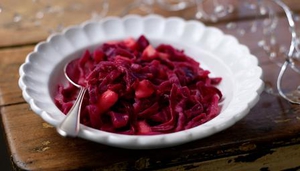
[274,0,300,104]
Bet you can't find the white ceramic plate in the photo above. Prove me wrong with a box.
[19,14,264,149]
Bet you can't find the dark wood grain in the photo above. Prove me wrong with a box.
[2,90,300,170]
[1,13,300,170]
[0,47,33,106]
[2,0,300,170]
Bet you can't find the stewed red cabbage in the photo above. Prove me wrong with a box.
[54,35,222,135]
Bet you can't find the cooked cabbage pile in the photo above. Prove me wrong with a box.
[55,35,222,135]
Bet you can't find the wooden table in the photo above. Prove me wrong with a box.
[1,0,300,170]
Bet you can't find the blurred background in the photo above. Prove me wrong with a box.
[1,0,300,170]
[0,0,299,63]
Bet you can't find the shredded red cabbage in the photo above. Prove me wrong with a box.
[54,35,222,135]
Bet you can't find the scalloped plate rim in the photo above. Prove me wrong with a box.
[18,14,264,149]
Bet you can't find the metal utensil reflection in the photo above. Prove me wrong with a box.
[274,0,300,104]
[56,62,87,137]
